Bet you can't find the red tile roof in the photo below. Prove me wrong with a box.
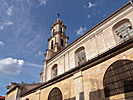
[0,96,5,99]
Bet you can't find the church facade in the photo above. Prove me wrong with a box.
[6,1,133,100]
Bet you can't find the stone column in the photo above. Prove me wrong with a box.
[73,71,84,100]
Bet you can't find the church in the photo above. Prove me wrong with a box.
[6,1,133,100]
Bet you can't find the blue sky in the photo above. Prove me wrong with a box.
[0,0,129,96]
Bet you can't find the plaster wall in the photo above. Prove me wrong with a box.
[21,91,39,100]
[6,88,18,100]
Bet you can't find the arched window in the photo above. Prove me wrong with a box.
[75,46,86,66]
[103,60,133,97]
[51,64,58,78]
[26,98,29,100]
[60,27,63,33]
[51,40,53,49]
[48,87,62,100]
[61,39,64,47]
[113,19,133,42]
[53,29,55,34]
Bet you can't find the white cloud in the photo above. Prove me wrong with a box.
[4,2,9,7]
[76,27,87,36]
[39,0,47,5]
[26,34,41,51]
[0,58,24,75]
[88,2,96,8]
[0,21,13,31]
[0,26,4,31]
[6,5,13,16]
[0,41,5,46]
[25,62,43,68]
[6,21,14,26]
[27,0,32,5]
[36,51,44,56]
[87,14,91,18]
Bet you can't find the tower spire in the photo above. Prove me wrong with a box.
[45,17,69,59]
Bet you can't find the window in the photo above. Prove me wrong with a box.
[48,87,62,100]
[113,19,133,42]
[103,60,133,97]
[51,40,53,49]
[51,64,58,78]
[75,47,86,66]
[53,29,55,34]
[26,98,29,100]
[61,39,64,47]
[60,27,63,33]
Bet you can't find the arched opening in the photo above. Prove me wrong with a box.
[26,98,29,100]
[75,46,86,66]
[61,39,64,47]
[60,27,63,33]
[51,40,54,49]
[51,64,58,78]
[103,59,133,97]
[113,19,133,42]
[53,29,55,34]
[48,87,62,100]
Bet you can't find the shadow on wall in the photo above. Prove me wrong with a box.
[64,80,133,100]
[64,97,75,100]
[124,80,133,100]
[64,92,84,100]
[89,80,133,100]
[89,89,110,100]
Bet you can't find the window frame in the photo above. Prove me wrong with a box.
[75,46,86,66]
[113,19,133,43]
[51,64,58,79]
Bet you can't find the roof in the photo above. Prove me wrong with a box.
[0,96,5,99]
[20,83,42,96]
[6,83,42,95]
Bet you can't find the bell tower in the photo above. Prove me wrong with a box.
[45,18,69,59]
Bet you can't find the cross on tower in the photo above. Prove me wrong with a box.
[57,13,60,18]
